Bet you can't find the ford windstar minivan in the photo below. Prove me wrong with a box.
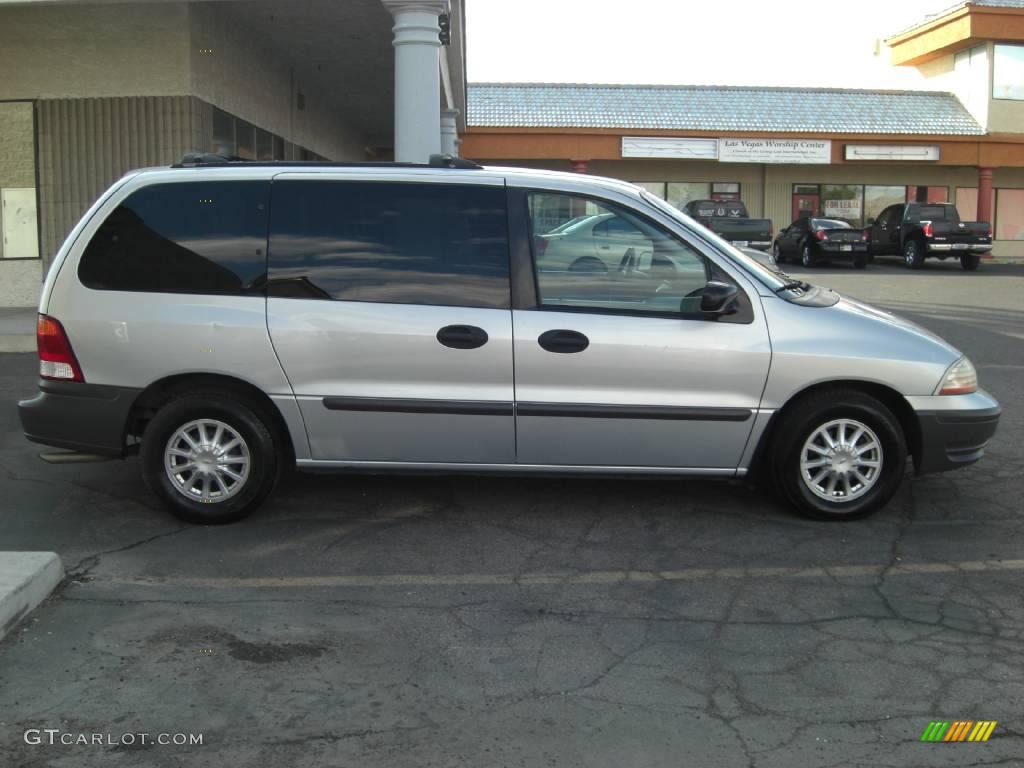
[19,155,1001,524]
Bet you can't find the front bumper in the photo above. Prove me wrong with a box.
[907,390,1001,475]
[19,380,140,457]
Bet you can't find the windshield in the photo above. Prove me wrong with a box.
[640,191,792,291]
[811,218,851,229]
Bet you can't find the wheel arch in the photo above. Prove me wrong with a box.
[748,379,920,480]
[125,372,296,466]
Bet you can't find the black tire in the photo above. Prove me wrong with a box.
[854,253,868,270]
[903,239,925,269]
[772,242,784,264]
[801,243,816,268]
[141,391,279,524]
[770,390,907,521]
[960,253,981,271]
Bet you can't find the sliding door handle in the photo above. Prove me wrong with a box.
[538,329,589,354]
[437,325,489,350]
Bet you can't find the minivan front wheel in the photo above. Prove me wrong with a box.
[142,392,278,524]
[770,390,907,520]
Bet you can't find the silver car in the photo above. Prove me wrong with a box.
[19,158,1001,524]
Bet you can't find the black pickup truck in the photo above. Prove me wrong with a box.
[867,202,992,271]
[683,200,774,251]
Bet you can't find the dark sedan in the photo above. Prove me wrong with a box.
[773,217,869,269]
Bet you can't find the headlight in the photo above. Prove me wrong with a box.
[935,357,977,395]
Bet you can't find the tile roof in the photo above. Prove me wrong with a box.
[467,83,985,136]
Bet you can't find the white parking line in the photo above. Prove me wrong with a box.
[101,559,1024,589]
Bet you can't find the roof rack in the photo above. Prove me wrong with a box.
[171,152,482,170]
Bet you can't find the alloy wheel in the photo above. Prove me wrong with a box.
[799,418,883,503]
[164,419,251,503]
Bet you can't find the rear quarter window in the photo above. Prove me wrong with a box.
[78,181,270,294]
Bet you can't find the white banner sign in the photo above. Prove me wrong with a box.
[844,144,940,161]
[823,199,862,218]
[621,137,719,159]
[718,138,832,164]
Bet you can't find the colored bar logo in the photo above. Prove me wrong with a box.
[921,721,997,742]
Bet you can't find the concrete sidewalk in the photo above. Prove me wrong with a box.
[0,553,63,641]
[0,307,36,353]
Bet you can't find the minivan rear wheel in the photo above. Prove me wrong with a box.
[770,390,907,520]
[141,391,278,524]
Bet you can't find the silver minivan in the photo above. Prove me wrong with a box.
[19,156,1001,524]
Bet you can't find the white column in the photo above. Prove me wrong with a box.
[440,108,459,156]
[382,1,448,163]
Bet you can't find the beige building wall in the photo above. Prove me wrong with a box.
[0,4,192,101]
[0,1,374,305]
[187,3,365,161]
[987,99,1024,134]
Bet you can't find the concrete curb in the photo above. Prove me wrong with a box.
[0,336,35,353]
[0,552,64,641]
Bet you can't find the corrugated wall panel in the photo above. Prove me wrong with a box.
[36,96,196,262]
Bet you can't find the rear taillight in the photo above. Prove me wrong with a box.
[922,221,933,237]
[814,229,827,241]
[37,314,84,382]
[768,223,774,237]
[861,230,869,242]
[988,224,993,238]
[534,236,548,256]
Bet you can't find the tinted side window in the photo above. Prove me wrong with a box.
[79,182,269,294]
[529,191,713,318]
[268,181,510,309]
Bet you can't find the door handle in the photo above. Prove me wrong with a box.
[538,329,589,354]
[437,325,489,350]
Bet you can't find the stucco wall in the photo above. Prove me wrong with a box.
[188,3,366,160]
[0,4,191,100]
[0,1,367,162]
[987,99,1024,134]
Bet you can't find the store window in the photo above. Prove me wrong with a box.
[210,107,319,161]
[666,183,710,210]
[711,182,740,202]
[864,186,905,224]
[993,45,1024,100]
[821,184,864,226]
[996,189,1024,240]
[212,109,235,157]
[634,182,666,199]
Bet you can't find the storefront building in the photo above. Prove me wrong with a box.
[0,0,467,306]
[461,0,1024,260]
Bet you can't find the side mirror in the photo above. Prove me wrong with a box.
[866,217,876,226]
[699,281,739,315]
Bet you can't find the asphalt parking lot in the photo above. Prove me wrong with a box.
[1,260,1022,768]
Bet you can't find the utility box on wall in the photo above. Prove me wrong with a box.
[1,188,39,259]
